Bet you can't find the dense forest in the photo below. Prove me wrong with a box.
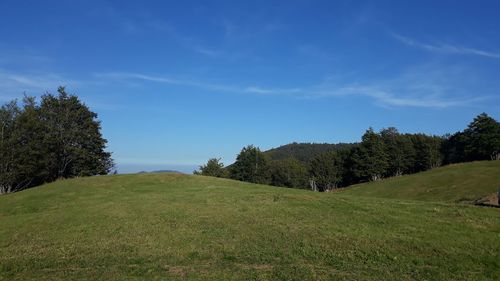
[0,88,113,194]
[196,113,500,191]
[2,87,499,194]
[264,143,356,163]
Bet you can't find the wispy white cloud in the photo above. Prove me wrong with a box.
[0,69,81,101]
[392,33,500,59]
[0,69,123,111]
[302,62,493,108]
[245,86,302,95]
[190,46,221,57]
[308,85,487,108]
[94,72,239,92]
[0,54,52,65]
[181,34,255,60]
[88,6,228,59]
[95,62,491,109]
[97,72,303,96]
[247,62,492,108]
[7,73,64,88]
[2,67,486,110]
[95,72,180,84]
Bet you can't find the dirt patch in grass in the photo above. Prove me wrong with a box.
[474,193,500,208]
[167,265,191,276]
[482,193,499,205]
[238,263,274,270]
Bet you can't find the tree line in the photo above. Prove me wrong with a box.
[195,113,500,191]
[264,142,355,163]
[0,87,113,194]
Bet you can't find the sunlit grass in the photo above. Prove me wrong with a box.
[1,169,499,280]
[344,161,500,202]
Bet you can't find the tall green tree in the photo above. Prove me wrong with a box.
[40,87,113,180]
[442,132,467,164]
[463,113,500,161]
[229,145,270,184]
[309,151,343,191]
[380,128,415,176]
[12,97,48,186]
[411,134,443,172]
[351,128,388,182]
[0,101,20,194]
[196,158,227,177]
[0,97,49,194]
[269,158,308,189]
[0,87,113,194]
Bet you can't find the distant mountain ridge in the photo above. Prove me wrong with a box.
[264,142,357,163]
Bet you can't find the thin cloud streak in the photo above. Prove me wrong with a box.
[305,63,492,108]
[95,72,181,84]
[95,68,489,109]
[191,46,220,57]
[96,72,304,96]
[245,86,302,95]
[309,85,488,108]
[0,68,487,109]
[392,33,500,59]
[94,72,240,92]
[0,70,118,111]
[0,69,80,100]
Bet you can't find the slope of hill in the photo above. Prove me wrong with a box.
[137,170,183,174]
[264,142,356,163]
[343,161,500,203]
[1,173,499,280]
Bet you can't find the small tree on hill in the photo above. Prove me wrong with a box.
[196,158,226,177]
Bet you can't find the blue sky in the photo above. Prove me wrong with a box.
[1,0,499,173]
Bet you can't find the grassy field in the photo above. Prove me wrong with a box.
[344,161,500,203]
[1,168,500,280]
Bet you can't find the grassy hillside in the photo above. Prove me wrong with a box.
[344,161,500,203]
[1,173,499,280]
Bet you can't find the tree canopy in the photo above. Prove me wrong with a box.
[195,158,226,177]
[309,151,343,191]
[208,113,498,192]
[0,87,113,194]
[229,145,270,184]
[442,113,500,163]
[269,158,308,189]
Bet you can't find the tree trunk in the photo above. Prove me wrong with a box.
[309,179,318,192]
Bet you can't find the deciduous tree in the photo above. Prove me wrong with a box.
[269,158,308,189]
[309,151,343,191]
[196,158,227,177]
[229,145,270,184]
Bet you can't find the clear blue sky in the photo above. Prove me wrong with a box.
[1,0,499,173]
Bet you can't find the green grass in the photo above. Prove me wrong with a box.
[1,171,499,280]
[344,161,500,203]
